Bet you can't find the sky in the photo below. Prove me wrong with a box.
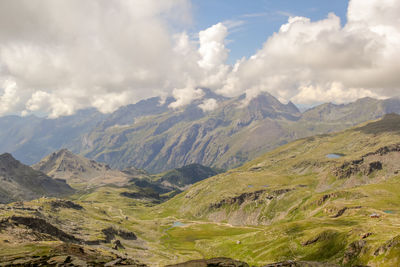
[191,0,349,64]
[0,0,399,118]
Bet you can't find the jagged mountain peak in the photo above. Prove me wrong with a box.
[53,148,74,157]
[286,101,301,114]
[0,153,23,171]
[0,152,17,162]
[197,88,229,102]
[32,149,131,187]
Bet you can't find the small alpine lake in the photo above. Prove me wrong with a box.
[326,153,345,159]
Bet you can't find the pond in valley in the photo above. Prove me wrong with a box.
[326,153,345,159]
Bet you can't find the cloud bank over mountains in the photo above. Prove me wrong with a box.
[0,0,399,117]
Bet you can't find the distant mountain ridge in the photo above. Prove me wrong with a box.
[33,149,220,193]
[0,153,74,203]
[32,148,132,187]
[0,91,399,172]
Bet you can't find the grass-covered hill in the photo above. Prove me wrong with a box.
[0,114,400,266]
[149,113,400,266]
[152,164,223,190]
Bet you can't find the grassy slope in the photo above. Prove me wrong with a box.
[146,115,400,266]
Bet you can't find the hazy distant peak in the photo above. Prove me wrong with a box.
[32,149,131,187]
[0,153,21,169]
[0,152,15,160]
[286,101,301,113]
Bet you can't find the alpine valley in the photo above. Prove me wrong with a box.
[0,92,399,266]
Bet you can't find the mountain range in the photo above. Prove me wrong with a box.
[32,148,223,199]
[0,91,399,173]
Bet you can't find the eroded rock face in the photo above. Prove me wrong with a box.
[0,216,81,243]
[209,188,292,211]
[112,239,125,250]
[262,262,340,267]
[334,160,383,179]
[334,143,400,179]
[101,227,137,243]
[50,200,83,210]
[301,230,342,247]
[317,193,337,205]
[209,190,267,210]
[1,243,148,267]
[331,206,362,218]
[342,240,367,265]
[374,235,400,256]
[167,259,341,267]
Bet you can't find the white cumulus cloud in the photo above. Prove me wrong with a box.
[0,0,194,117]
[198,98,218,112]
[218,0,400,105]
[0,0,399,117]
[0,79,20,116]
[169,82,204,109]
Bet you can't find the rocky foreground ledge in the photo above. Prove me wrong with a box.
[165,258,341,267]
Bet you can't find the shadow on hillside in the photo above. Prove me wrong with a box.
[355,113,400,135]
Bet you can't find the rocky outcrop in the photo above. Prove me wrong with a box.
[209,190,267,210]
[342,240,367,265]
[101,227,137,243]
[317,193,337,205]
[262,261,340,267]
[209,189,292,211]
[364,143,400,156]
[331,206,362,218]
[0,216,81,243]
[334,160,383,179]
[165,257,249,267]
[167,258,341,267]
[301,230,340,246]
[0,243,147,266]
[112,239,125,250]
[334,143,400,179]
[50,200,83,210]
[374,235,400,256]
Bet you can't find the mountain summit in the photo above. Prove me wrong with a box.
[32,149,132,187]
